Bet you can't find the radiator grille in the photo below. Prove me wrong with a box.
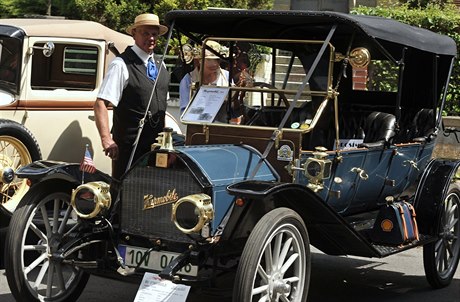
[121,154,202,243]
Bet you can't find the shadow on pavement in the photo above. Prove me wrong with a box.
[1,250,458,302]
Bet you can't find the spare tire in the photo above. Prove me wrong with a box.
[0,119,41,213]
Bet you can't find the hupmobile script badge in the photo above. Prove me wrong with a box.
[277,145,293,161]
[144,189,179,210]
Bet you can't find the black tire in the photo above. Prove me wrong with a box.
[423,183,460,289]
[0,119,42,160]
[233,207,311,302]
[0,119,42,211]
[5,181,89,302]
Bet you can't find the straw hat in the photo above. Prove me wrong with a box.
[201,41,228,59]
[126,13,168,36]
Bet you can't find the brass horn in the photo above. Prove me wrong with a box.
[349,47,371,69]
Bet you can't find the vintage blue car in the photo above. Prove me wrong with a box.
[2,10,459,302]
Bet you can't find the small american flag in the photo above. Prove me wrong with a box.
[80,145,96,174]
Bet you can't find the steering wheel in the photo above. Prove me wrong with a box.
[252,82,290,107]
[245,82,290,126]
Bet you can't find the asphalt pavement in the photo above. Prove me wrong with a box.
[1,247,459,302]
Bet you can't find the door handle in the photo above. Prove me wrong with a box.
[351,167,368,180]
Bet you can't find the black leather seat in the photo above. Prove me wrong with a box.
[359,111,396,148]
[409,108,436,142]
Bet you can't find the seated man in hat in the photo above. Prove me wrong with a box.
[94,13,170,180]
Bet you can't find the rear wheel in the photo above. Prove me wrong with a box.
[423,184,460,288]
[233,208,310,301]
[5,182,89,302]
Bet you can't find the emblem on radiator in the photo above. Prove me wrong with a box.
[277,145,293,161]
[143,189,179,210]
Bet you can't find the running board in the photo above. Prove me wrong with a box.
[371,234,436,257]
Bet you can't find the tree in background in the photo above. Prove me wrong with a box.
[73,0,270,51]
[73,0,150,31]
[0,0,78,18]
[0,0,271,50]
[402,0,451,8]
[0,0,272,31]
[75,0,272,33]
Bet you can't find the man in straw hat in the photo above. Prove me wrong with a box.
[94,13,170,179]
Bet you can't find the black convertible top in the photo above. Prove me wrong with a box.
[165,9,457,57]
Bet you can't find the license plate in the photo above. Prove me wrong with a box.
[118,245,198,277]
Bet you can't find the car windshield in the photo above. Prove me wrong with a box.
[0,37,21,92]
[181,38,333,128]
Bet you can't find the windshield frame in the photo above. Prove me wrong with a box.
[180,36,336,132]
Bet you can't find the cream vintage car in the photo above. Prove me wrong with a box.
[0,18,181,214]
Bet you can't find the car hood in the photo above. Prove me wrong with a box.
[175,144,279,186]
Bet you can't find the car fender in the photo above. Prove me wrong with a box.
[414,158,460,235]
[15,160,112,185]
[225,180,380,257]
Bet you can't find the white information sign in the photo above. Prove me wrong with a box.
[182,86,229,123]
[334,139,364,150]
[133,272,190,302]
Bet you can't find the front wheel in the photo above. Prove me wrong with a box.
[5,181,89,302]
[423,183,460,288]
[233,207,311,301]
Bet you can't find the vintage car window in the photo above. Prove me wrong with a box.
[31,43,97,91]
[63,47,98,75]
[0,37,21,87]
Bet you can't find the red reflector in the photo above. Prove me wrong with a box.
[235,198,245,207]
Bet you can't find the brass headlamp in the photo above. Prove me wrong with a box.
[172,193,214,234]
[71,181,111,219]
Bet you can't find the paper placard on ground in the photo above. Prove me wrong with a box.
[133,272,190,302]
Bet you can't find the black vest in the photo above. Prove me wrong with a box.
[113,46,170,144]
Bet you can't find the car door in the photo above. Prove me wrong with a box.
[15,37,112,172]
